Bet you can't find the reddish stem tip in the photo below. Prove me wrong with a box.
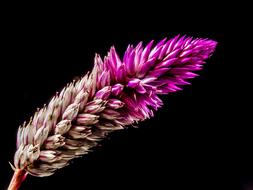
[7,169,28,190]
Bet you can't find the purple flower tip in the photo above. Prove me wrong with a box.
[94,35,217,122]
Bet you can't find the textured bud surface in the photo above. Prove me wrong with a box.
[12,35,217,178]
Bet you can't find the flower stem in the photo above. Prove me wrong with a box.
[8,169,28,190]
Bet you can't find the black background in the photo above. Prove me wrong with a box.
[0,3,251,190]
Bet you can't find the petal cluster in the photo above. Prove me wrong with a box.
[13,35,217,177]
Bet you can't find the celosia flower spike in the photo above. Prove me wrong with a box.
[8,35,217,190]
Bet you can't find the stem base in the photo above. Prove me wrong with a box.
[8,169,28,190]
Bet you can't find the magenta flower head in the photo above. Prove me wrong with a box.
[8,35,217,190]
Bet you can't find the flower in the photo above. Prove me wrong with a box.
[9,35,217,190]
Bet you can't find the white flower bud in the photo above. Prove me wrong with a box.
[100,109,120,120]
[34,126,49,145]
[76,113,99,125]
[44,134,65,149]
[68,129,91,139]
[39,150,60,163]
[62,103,79,120]
[55,120,71,135]
[84,99,105,113]
[27,144,40,163]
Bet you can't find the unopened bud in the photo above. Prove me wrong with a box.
[27,144,40,163]
[107,99,125,109]
[101,109,120,120]
[44,134,65,149]
[95,86,111,100]
[84,99,105,113]
[111,84,124,96]
[39,150,60,163]
[76,114,99,125]
[55,120,71,135]
[62,103,79,120]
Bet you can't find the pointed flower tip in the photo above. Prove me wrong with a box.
[110,45,116,51]
[95,53,102,59]
[174,34,181,39]
[211,40,218,48]
[206,39,218,55]
[204,38,218,46]
[206,38,218,45]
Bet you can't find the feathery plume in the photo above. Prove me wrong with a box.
[8,35,217,190]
